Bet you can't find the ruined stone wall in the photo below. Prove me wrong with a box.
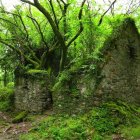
[57,18,140,110]
[95,19,140,104]
[45,18,140,114]
[14,72,52,113]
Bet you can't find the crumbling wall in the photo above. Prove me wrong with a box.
[95,18,140,104]
[14,70,52,113]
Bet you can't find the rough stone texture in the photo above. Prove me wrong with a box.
[95,18,140,104]
[14,72,52,113]
[53,72,95,114]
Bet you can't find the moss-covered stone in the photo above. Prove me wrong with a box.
[26,69,48,76]
[14,67,52,113]
[93,17,140,104]
[12,111,28,123]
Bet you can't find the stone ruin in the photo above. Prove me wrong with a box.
[95,18,140,104]
[14,69,52,113]
[14,18,140,114]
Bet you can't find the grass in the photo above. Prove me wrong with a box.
[19,101,140,140]
[0,84,140,140]
[121,125,140,139]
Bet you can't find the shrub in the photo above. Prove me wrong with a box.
[0,87,14,111]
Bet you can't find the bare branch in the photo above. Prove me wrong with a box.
[20,0,35,6]
[49,0,59,29]
[126,0,134,14]
[126,1,140,15]
[27,15,49,49]
[56,0,63,12]
[60,0,66,5]
[66,0,86,47]
[98,0,117,26]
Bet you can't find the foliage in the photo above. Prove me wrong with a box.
[20,101,140,140]
[12,111,28,123]
[121,125,140,139]
[0,86,14,111]
[0,0,87,72]
[6,82,14,88]
[53,16,133,92]
[89,100,140,135]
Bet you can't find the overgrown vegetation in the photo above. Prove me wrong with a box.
[12,111,28,123]
[20,101,140,140]
[0,84,14,111]
[0,0,140,139]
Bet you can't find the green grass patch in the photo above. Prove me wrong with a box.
[121,125,140,139]
[19,101,140,140]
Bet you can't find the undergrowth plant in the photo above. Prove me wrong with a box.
[0,85,14,111]
[20,101,140,140]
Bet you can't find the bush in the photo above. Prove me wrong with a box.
[6,82,14,88]
[19,101,140,140]
[0,87,14,111]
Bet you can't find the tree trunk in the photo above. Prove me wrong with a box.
[3,67,7,87]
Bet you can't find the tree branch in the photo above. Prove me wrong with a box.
[27,15,49,49]
[66,0,86,47]
[30,0,66,48]
[56,0,63,12]
[12,9,40,64]
[98,0,117,26]
[49,0,59,29]
[0,39,39,67]
[20,0,35,6]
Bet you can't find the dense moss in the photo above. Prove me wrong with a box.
[27,69,49,75]
[20,101,140,140]
[12,111,28,123]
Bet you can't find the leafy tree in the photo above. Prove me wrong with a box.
[0,0,87,74]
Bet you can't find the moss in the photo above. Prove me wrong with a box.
[25,69,49,80]
[121,125,140,139]
[101,17,138,54]
[19,100,140,139]
[0,88,14,101]
[6,82,14,88]
[12,111,28,123]
[27,69,48,75]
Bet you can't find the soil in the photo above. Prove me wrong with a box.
[0,110,53,140]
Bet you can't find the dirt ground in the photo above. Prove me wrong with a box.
[0,110,53,140]
[0,111,32,140]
